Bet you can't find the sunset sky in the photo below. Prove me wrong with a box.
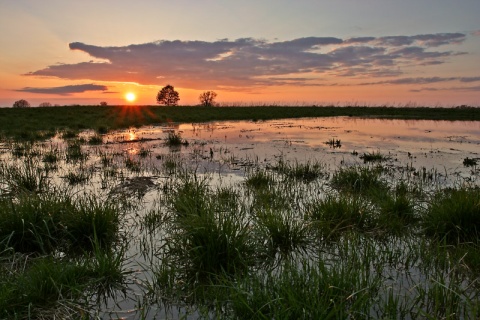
[1,0,479,107]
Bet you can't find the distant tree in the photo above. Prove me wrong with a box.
[39,102,52,107]
[156,85,180,106]
[100,101,108,106]
[199,91,217,107]
[12,99,30,108]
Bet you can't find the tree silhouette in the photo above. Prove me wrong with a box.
[12,99,30,108]
[156,85,180,106]
[199,91,217,107]
[99,101,108,106]
[39,102,52,107]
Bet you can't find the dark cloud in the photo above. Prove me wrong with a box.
[16,84,108,95]
[25,33,468,90]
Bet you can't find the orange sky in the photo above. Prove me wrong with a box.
[1,1,479,107]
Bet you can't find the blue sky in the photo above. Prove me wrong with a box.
[1,0,479,106]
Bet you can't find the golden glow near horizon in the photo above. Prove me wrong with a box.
[125,92,136,102]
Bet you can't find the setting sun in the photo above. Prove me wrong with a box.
[125,92,136,102]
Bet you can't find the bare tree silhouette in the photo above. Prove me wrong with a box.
[199,91,217,107]
[13,99,31,108]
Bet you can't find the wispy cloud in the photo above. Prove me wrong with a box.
[358,76,480,86]
[16,84,108,95]
[411,86,480,92]
[25,33,468,91]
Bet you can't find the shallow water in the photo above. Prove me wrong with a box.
[2,116,480,318]
[103,117,480,184]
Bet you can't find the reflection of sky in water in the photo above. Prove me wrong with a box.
[101,117,480,180]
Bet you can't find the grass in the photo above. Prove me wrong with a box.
[360,151,390,163]
[229,258,378,319]
[325,137,342,148]
[159,175,256,287]
[272,159,324,183]
[254,208,311,257]
[0,192,121,254]
[423,187,480,244]
[307,194,374,236]
[331,165,387,195]
[245,169,275,190]
[164,131,188,147]
[0,246,127,319]
[463,157,478,167]
[88,134,103,145]
[0,156,49,194]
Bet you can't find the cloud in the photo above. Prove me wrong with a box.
[411,86,480,92]
[375,33,465,47]
[16,84,108,95]
[25,33,468,91]
[358,76,480,86]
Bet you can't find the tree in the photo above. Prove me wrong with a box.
[156,85,180,106]
[12,99,30,108]
[99,101,108,106]
[39,102,52,107]
[199,91,217,107]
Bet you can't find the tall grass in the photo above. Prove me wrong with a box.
[0,157,49,194]
[423,187,480,243]
[229,259,378,319]
[0,193,122,254]
[307,194,375,236]
[331,165,387,195]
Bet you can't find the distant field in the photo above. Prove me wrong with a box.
[0,105,478,140]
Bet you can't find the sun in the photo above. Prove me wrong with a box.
[125,92,136,102]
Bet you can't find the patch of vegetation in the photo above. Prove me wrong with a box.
[88,134,103,145]
[164,131,188,147]
[325,138,342,148]
[463,157,478,167]
[423,187,480,244]
[331,165,387,195]
[273,159,324,183]
[360,151,389,163]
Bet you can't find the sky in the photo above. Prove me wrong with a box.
[1,0,479,107]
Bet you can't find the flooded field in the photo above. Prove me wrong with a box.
[106,117,480,183]
[1,117,480,319]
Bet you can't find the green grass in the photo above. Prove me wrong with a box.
[307,194,374,236]
[423,187,480,244]
[0,193,121,254]
[0,247,127,319]
[331,165,387,195]
[229,258,377,319]
[254,208,311,257]
[272,159,324,183]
